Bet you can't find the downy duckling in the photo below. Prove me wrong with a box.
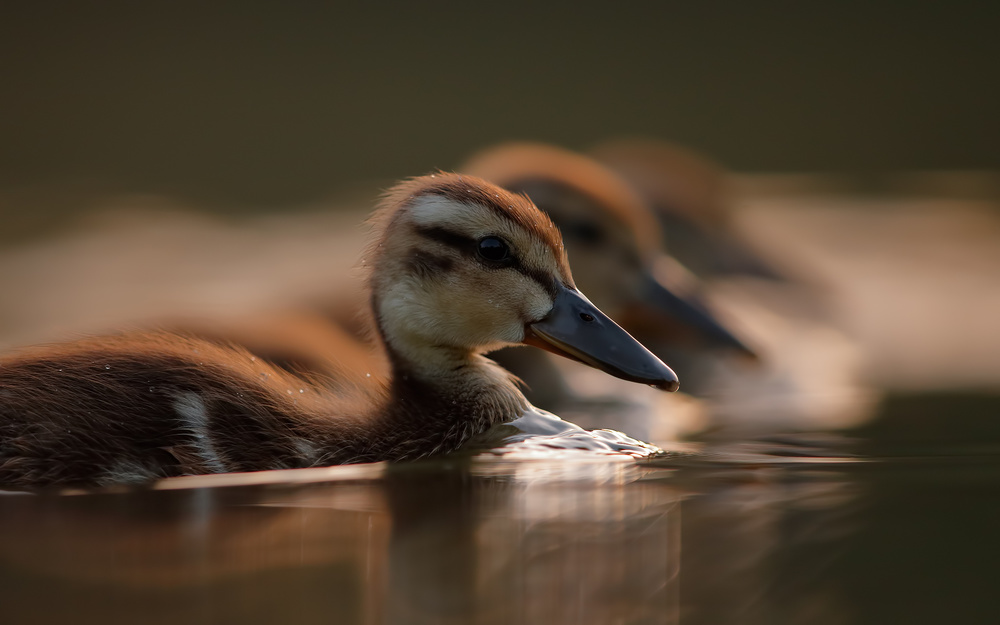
[460,143,752,416]
[0,174,678,489]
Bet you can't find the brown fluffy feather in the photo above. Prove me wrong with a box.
[0,174,558,490]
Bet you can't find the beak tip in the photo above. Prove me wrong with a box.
[657,379,680,392]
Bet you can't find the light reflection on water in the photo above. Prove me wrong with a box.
[3,438,1000,625]
[0,451,864,625]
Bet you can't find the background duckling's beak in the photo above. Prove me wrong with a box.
[634,271,758,360]
[523,285,680,392]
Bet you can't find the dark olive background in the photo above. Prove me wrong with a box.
[2,6,1000,622]
[1,2,998,208]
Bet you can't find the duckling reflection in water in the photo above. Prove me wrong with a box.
[0,174,678,489]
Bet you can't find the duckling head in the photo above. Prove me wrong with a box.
[366,173,679,391]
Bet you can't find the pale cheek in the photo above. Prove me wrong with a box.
[453,294,525,344]
[379,271,555,349]
[521,288,554,325]
[378,284,429,338]
[381,281,524,348]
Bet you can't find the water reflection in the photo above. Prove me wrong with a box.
[673,464,857,625]
[0,454,871,625]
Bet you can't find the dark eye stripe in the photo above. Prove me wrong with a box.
[413,225,558,296]
[405,248,455,278]
[414,226,476,251]
[518,266,560,298]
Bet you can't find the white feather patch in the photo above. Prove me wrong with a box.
[172,392,227,473]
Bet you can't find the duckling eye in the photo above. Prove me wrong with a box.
[477,236,510,263]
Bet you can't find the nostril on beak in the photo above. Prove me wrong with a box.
[579,312,595,323]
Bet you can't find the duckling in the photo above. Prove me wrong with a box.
[0,174,678,489]
[459,143,751,419]
[591,138,877,431]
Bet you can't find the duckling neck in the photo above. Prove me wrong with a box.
[374,342,529,461]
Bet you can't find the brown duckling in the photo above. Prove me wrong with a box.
[0,174,677,489]
[592,138,877,431]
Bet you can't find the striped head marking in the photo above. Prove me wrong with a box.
[370,173,575,355]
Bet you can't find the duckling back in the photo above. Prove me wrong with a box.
[0,333,376,488]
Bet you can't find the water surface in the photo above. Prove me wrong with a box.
[3,399,998,625]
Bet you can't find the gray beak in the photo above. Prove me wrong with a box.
[523,285,680,392]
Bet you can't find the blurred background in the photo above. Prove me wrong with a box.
[2,4,1000,623]
[1,2,998,218]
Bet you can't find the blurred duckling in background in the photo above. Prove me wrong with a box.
[595,141,1000,396]
[590,138,788,281]
[591,138,878,433]
[461,143,755,439]
[0,174,678,489]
